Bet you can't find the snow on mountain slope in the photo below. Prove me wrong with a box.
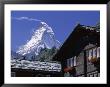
[16,21,60,56]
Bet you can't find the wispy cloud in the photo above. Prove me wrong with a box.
[12,17,42,22]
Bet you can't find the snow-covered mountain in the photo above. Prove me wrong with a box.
[16,21,60,56]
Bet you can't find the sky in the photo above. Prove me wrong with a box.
[11,11,100,51]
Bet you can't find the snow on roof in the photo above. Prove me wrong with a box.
[11,59,61,72]
[81,25,100,32]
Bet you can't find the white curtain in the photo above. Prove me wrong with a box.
[97,47,100,58]
[70,57,73,67]
[93,48,97,58]
[74,56,76,66]
[67,56,76,67]
[67,57,74,67]
[88,49,92,60]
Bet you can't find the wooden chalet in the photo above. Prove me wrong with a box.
[53,23,100,77]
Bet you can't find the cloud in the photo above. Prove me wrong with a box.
[12,17,42,22]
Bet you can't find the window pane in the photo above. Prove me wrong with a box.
[70,57,73,67]
[88,49,92,60]
[67,59,69,67]
[93,48,97,58]
[74,56,76,66]
[97,47,100,58]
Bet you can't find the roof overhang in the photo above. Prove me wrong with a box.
[53,24,100,61]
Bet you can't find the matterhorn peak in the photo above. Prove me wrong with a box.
[41,22,48,27]
[39,22,54,35]
[16,21,60,56]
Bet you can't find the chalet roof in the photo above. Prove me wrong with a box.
[11,59,61,72]
[53,24,100,61]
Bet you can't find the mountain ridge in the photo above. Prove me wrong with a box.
[16,21,60,57]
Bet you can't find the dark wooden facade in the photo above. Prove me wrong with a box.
[53,24,100,77]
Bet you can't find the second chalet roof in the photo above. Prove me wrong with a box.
[11,59,61,72]
[53,24,100,61]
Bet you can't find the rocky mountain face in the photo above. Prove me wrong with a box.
[12,22,60,61]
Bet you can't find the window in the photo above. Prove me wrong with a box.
[67,59,70,67]
[70,57,73,67]
[67,56,76,67]
[88,47,100,61]
[88,49,93,61]
[74,56,76,66]
[93,48,97,58]
[97,47,100,58]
